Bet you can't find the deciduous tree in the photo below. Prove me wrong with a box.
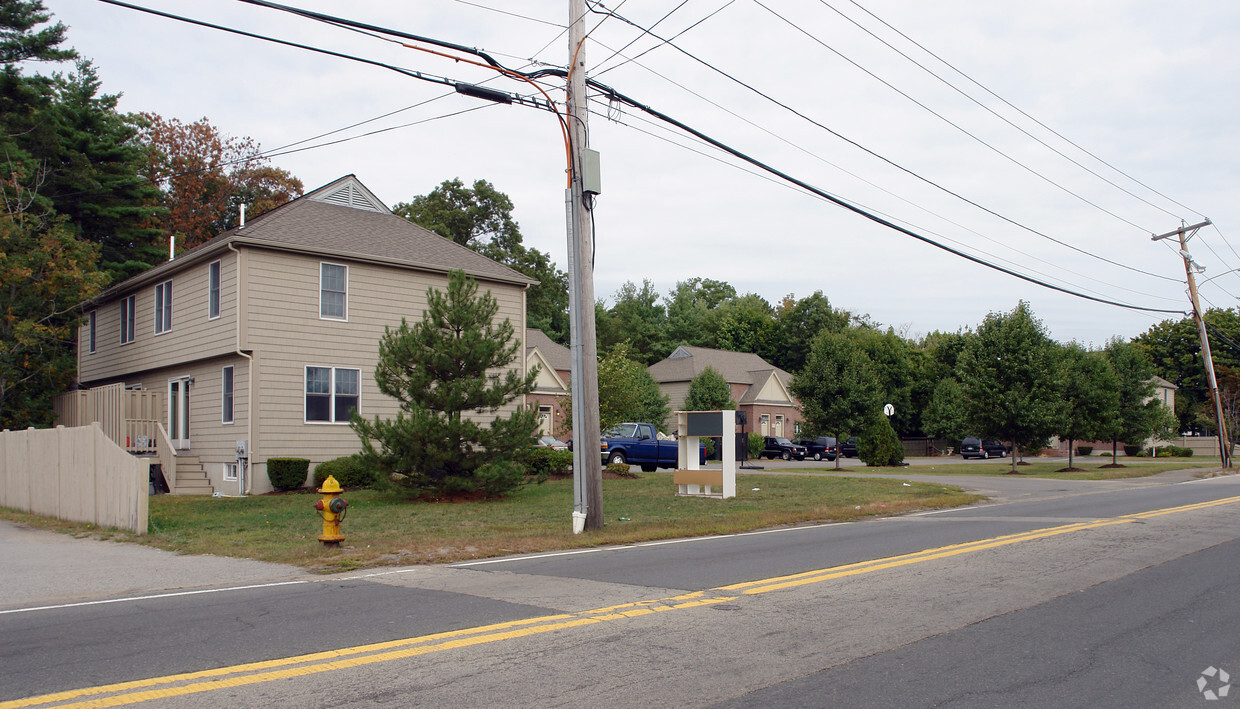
[395,178,568,343]
[1056,344,1120,469]
[0,185,106,428]
[684,365,736,412]
[560,342,670,433]
[957,302,1065,473]
[140,113,302,249]
[1104,337,1172,465]
[791,330,881,470]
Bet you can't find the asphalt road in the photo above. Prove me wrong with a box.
[2,470,1237,708]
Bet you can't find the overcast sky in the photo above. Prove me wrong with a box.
[46,0,1240,347]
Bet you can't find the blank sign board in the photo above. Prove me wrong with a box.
[685,412,724,437]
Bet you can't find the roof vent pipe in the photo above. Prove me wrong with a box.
[169,234,174,261]
[240,203,246,229]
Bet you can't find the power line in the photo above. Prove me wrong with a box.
[589,99,1184,307]
[109,0,1188,316]
[817,0,1185,224]
[584,1,1181,284]
[750,0,1152,234]
[582,77,1185,315]
[844,0,1207,222]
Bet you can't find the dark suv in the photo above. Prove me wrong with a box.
[796,436,837,461]
[760,436,807,461]
[960,437,1008,459]
[839,437,859,458]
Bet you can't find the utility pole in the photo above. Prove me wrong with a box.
[566,0,604,532]
[1152,219,1231,467]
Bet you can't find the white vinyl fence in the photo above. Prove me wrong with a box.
[0,424,149,534]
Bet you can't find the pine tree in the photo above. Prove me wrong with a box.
[351,271,539,497]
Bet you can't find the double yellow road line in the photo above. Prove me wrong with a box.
[8,495,1238,708]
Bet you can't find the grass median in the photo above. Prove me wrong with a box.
[0,472,979,572]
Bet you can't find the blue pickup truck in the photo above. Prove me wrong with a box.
[595,422,705,473]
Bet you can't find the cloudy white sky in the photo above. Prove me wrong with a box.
[46,0,1240,346]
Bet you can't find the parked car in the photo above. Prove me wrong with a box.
[796,436,837,461]
[960,437,1008,459]
[534,436,568,450]
[760,436,807,461]
[839,437,859,458]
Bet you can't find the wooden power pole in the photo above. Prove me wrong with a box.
[1152,219,1231,467]
[566,0,604,531]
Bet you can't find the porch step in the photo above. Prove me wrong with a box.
[173,455,214,496]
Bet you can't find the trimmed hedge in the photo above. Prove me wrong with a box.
[520,447,573,482]
[268,457,310,491]
[1123,444,1141,457]
[312,454,377,489]
[1155,445,1194,458]
[1076,446,1093,456]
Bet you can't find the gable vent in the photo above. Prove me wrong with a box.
[313,180,387,213]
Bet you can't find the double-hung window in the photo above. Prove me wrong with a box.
[154,280,173,334]
[305,366,360,423]
[320,263,347,320]
[120,295,136,344]
[208,261,221,319]
[222,365,234,424]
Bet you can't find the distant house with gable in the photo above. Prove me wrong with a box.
[525,328,571,439]
[647,345,803,436]
[61,175,535,494]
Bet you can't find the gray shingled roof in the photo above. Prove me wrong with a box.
[526,328,571,372]
[90,175,535,304]
[648,345,792,386]
[649,346,797,406]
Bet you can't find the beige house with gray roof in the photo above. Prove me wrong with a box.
[648,345,803,437]
[524,328,571,439]
[70,175,535,494]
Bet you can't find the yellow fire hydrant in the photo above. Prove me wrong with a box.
[314,475,348,547]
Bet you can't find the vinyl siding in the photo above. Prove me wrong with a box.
[117,356,250,492]
[244,248,528,477]
[80,252,239,384]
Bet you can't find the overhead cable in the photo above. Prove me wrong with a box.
[844,0,1206,221]
[584,1,1180,284]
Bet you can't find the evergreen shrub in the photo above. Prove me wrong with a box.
[520,447,573,482]
[859,417,904,467]
[312,454,377,489]
[268,458,310,491]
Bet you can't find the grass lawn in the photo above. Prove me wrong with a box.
[780,460,1215,481]
[0,472,980,572]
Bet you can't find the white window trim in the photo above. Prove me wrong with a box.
[120,295,136,345]
[223,462,238,482]
[154,280,173,335]
[319,262,348,322]
[304,365,361,424]
[222,365,235,425]
[208,260,221,320]
[87,310,97,354]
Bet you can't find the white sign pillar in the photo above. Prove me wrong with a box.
[673,410,736,499]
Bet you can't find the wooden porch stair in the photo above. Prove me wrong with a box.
[170,455,214,495]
